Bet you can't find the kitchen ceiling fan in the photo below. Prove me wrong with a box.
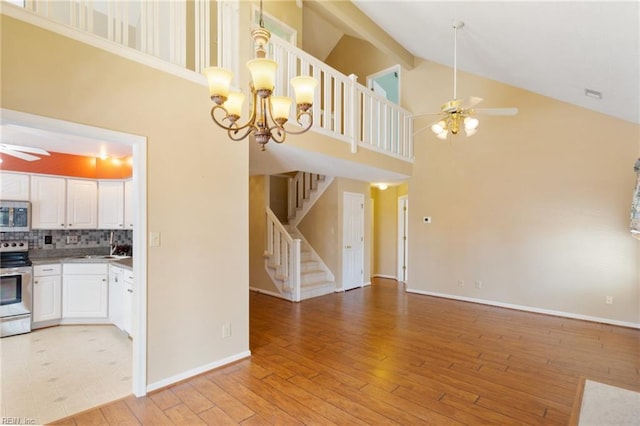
[0,143,50,161]
[413,21,518,139]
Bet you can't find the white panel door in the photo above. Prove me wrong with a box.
[342,192,364,291]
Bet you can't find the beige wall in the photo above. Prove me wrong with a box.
[1,16,250,384]
[325,35,397,85]
[249,175,282,295]
[330,37,640,325]
[299,177,372,288]
[371,186,399,278]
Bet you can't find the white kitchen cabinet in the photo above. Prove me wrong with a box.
[31,176,66,229]
[123,270,134,337]
[66,179,98,229]
[63,263,108,319]
[33,264,62,324]
[0,172,30,200]
[98,181,125,229]
[108,265,125,331]
[31,177,98,229]
[124,179,134,230]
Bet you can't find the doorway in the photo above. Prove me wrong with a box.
[1,109,147,398]
[342,192,364,291]
[397,195,408,283]
[367,65,401,104]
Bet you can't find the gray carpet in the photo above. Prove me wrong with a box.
[578,380,640,425]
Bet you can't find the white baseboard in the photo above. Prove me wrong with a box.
[146,350,251,393]
[372,274,397,280]
[362,281,372,287]
[406,288,640,329]
[249,286,289,300]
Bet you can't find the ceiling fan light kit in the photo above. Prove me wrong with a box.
[415,20,518,140]
[202,0,317,151]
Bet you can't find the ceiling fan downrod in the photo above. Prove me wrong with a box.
[452,20,464,101]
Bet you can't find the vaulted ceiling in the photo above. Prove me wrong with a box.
[304,1,639,125]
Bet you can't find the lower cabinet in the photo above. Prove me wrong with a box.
[109,265,125,331]
[62,263,108,318]
[33,264,62,324]
[123,270,134,337]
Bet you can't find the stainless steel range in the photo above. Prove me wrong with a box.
[0,240,33,337]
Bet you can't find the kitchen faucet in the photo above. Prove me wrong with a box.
[109,231,117,255]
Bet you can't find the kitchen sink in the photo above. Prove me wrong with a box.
[72,255,130,260]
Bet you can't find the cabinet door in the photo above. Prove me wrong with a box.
[62,274,108,318]
[108,266,125,330]
[123,272,134,337]
[33,275,62,322]
[67,180,98,229]
[0,172,30,200]
[124,179,134,230]
[98,181,124,229]
[31,176,66,229]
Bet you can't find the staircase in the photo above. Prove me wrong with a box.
[264,171,335,301]
[285,226,335,300]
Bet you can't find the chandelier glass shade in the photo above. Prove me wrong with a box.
[431,111,479,140]
[203,17,317,150]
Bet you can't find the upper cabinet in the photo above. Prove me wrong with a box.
[124,179,134,230]
[0,172,30,201]
[66,179,98,229]
[31,176,98,229]
[98,181,124,229]
[31,176,67,229]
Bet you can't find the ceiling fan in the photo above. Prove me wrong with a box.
[413,21,518,139]
[0,143,50,161]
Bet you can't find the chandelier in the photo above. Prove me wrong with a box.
[202,2,317,150]
[430,101,479,139]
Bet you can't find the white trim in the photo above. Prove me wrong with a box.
[362,281,372,287]
[146,350,252,393]
[1,108,149,397]
[249,287,290,301]
[1,2,205,87]
[406,288,640,329]
[372,274,397,280]
[397,195,408,282]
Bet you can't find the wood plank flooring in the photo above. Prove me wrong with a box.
[53,278,640,425]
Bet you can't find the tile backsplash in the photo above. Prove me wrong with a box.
[0,229,132,250]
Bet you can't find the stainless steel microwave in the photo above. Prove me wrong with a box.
[0,201,31,232]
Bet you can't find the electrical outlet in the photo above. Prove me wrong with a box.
[222,323,231,338]
[475,280,482,289]
[458,280,465,287]
[605,296,613,305]
[66,235,79,244]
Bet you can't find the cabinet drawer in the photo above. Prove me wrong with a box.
[34,264,62,276]
[63,263,108,275]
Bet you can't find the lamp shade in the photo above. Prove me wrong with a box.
[271,96,292,121]
[291,76,317,105]
[202,67,233,99]
[247,59,277,92]
[464,116,479,130]
[224,91,245,117]
[431,120,446,134]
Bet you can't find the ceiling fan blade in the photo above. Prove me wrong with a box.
[474,107,519,116]
[0,147,42,161]
[410,112,442,119]
[0,143,50,156]
[460,96,483,109]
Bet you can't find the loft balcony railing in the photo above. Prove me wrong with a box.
[10,0,414,161]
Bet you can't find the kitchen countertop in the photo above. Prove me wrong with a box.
[31,256,134,270]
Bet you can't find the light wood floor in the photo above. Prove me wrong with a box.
[53,278,640,425]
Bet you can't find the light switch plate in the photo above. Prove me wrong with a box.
[149,232,161,247]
